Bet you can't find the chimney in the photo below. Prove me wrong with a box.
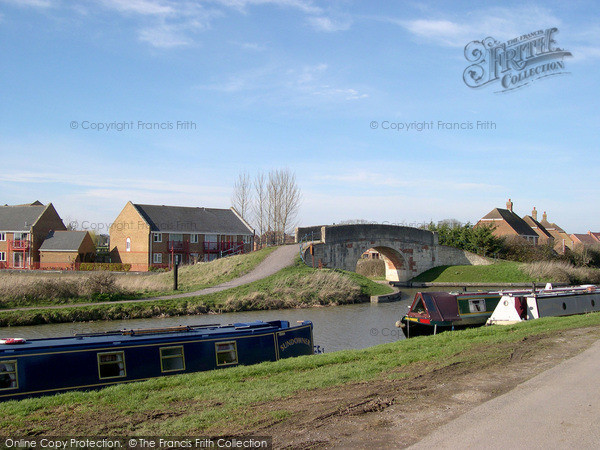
[543,211,548,222]
[532,207,538,221]
[506,198,513,212]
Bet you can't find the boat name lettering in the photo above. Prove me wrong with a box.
[280,337,310,351]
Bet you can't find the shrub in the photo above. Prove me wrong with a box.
[356,259,385,278]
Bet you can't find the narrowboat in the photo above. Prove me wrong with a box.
[398,291,509,338]
[487,284,600,325]
[0,320,314,401]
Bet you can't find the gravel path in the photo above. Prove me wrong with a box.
[1,245,300,312]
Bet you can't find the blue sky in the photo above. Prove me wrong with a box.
[0,0,598,233]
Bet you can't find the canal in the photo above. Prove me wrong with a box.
[1,287,496,352]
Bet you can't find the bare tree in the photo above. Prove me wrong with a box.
[253,173,267,247]
[236,168,301,246]
[231,171,253,221]
[277,168,301,244]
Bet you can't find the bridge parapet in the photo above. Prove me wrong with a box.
[296,223,489,282]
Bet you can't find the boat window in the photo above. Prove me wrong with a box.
[412,297,426,314]
[468,299,487,313]
[97,352,126,379]
[160,346,185,372]
[215,341,238,366]
[0,360,18,390]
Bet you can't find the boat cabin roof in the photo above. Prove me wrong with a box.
[0,320,300,355]
[410,292,461,322]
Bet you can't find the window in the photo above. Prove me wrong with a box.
[0,233,5,242]
[0,252,5,262]
[153,233,162,243]
[160,346,185,373]
[97,352,126,379]
[468,299,487,313]
[190,234,199,244]
[153,253,162,264]
[170,233,183,242]
[13,233,27,240]
[242,236,252,244]
[0,360,18,390]
[126,237,131,252]
[215,341,238,366]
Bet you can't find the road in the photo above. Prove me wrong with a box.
[410,338,600,449]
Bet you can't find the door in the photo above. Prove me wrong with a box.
[13,253,24,269]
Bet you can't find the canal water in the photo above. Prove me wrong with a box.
[1,287,496,353]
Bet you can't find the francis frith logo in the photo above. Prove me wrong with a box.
[463,27,572,92]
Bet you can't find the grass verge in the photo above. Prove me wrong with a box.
[0,247,278,309]
[1,312,599,435]
[412,261,542,283]
[413,260,600,284]
[0,259,393,326]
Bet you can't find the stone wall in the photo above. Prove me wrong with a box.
[435,245,492,266]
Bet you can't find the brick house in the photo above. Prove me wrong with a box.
[588,231,600,243]
[522,207,554,247]
[570,233,598,247]
[39,231,96,269]
[109,202,255,271]
[0,201,66,269]
[475,199,539,244]
[539,212,573,253]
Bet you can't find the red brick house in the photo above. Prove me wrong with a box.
[587,231,600,243]
[571,233,598,247]
[522,207,554,246]
[0,201,66,269]
[110,202,255,271]
[475,199,539,244]
[539,212,573,253]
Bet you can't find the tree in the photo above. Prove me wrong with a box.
[274,168,301,245]
[234,168,302,246]
[252,172,267,247]
[231,171,253,221]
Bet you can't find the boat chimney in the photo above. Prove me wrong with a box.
[506,198,513,212]
[532,207,538,221]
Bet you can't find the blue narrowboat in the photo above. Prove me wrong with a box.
[0,320,314,401]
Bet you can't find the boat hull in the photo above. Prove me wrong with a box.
[400,316,476,338]
[0,320,314,401]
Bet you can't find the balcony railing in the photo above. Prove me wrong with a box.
[167,241,189,252]
[203,241,244,253]
[8,239,30,251]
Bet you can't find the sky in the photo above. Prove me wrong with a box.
[0,0,598,234]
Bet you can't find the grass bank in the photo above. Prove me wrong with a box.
[412,260,600,284]
[0,259,392,326]
[0,247,278,309]
[1,312,599,435]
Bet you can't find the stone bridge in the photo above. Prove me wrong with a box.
[295,224,489,282]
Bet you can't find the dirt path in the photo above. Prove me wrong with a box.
[1,245,299,312]
[240,326,600,449]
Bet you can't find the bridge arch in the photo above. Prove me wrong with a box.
[297,223,490,281]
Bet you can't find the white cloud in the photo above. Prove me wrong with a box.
[396,6,562,47]
[98,0,175,16]
[309,16,351,32]
[209,0,321,15]
[0,0,55,7]
[198,62,368,103]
